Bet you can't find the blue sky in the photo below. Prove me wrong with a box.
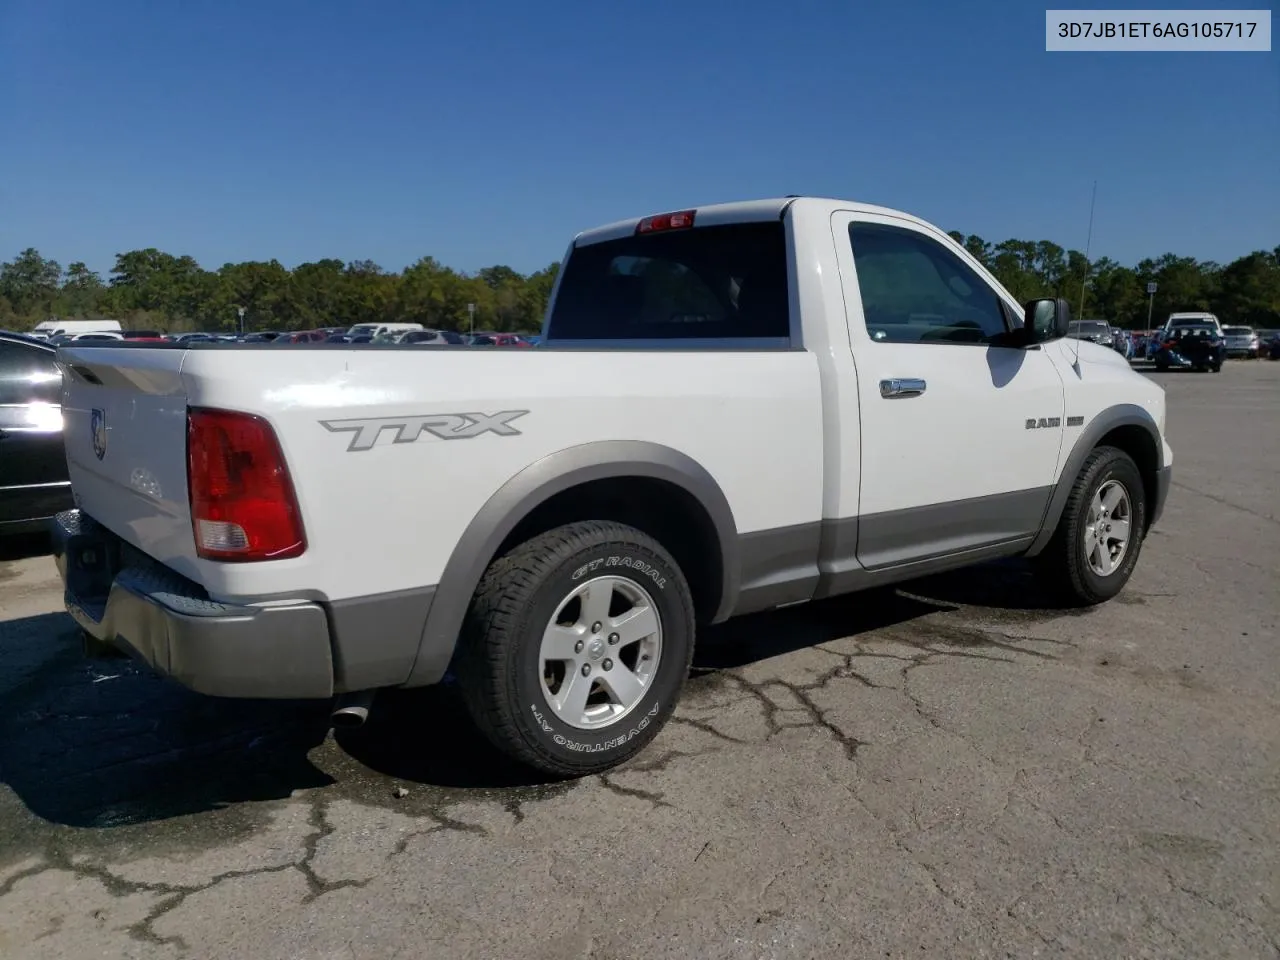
[1,0,1276,277]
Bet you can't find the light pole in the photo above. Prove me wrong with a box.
[1146,282,1156,330]
[467,302,475,335]
[236,305,246,334]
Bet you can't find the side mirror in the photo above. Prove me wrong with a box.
[1023,297,1071,342]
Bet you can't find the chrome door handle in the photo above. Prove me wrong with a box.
[880,378,927,398]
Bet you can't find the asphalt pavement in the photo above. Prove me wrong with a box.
[1,361,1276,960]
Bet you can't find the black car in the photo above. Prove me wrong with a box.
[0,332,74,535]
[1153,322,1225,372]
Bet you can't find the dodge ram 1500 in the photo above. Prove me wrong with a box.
[51,196,1172,776]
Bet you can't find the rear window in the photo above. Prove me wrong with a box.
[546,222,790,342]
[1223,326,1251,336]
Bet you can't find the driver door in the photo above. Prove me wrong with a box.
[831,211,1067,569]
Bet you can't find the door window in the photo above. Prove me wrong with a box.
[848,222,1010,345]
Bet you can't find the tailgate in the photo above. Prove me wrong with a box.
[58,345,198,576]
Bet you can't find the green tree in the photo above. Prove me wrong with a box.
[58,262,106,317]
[0,248,62,320]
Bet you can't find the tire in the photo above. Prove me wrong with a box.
[1034,446,1147,606]
[454,520,696,778]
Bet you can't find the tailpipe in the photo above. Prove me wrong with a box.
[330,690,376,729]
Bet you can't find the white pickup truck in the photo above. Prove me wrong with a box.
[51,197,1172,777]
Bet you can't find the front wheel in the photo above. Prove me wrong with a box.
[454,520,695,778]
[1034,446,1148,606]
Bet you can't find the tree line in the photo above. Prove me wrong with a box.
[0,249,559,335]
[2,235,1278,334]
[945,233,1280,330]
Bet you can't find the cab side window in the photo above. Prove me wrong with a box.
[848,222,1010,345]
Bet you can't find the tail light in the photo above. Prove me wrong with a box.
[187,408,306,561]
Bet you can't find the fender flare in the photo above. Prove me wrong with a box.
[403,440,740,687]
[1026,403,1163,556]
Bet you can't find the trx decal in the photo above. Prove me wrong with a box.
[321,411,528,452]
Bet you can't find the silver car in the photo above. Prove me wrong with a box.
[1222,325,1259,359]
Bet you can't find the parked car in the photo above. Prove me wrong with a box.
[401,329,467,345]
[1162,312,1224,338]
[1153,322,1225,372]
[1222,326,1260,359]
[31,319,122,339]
[50,195,1173,778]
[277,330,331,344]
[1110,328,1135,360]
[346,322,424,340]
[1067,319,1113,346]
[1262,331,1280,360]
[0,332,73,535]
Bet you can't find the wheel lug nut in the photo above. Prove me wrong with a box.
[591,622,602,633]
[581,664,591,677]
[574,640,584,653]
[603,659,613,671]
[608,633,619,644]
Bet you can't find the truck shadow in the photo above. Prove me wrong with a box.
[0,532,52,562]
[330,586,953,790]
[0,611,334,830]
[0,561,1077,828]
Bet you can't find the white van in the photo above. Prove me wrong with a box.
[346,322,423,340]
[31,319,123,338]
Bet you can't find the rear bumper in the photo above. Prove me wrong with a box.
[51,509,335,699]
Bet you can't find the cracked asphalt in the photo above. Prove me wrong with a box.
[1,362,1277,960]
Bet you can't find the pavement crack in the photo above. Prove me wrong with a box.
[776,677,868,761]
[726,671,868,761]
[670,715,751,744]
[127,893,189,951]
[1162,867,1277,950]
[1171,480,1279,526]
[0,862,51,899]
[295,799,377,902]
[597,773,672,809]
[624,747,713,773]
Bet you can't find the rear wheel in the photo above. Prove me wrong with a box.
[1034,446,1147,606]
[455,521,695,778]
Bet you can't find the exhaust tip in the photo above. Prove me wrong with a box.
[330,691,375,729]
[331,705,369,728]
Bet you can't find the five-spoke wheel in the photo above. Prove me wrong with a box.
[539,576,663,730]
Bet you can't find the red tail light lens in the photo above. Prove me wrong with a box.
[187,408,306,561]
[636,210,696,234]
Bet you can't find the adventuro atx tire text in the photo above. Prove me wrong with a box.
[455,521,696,778]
